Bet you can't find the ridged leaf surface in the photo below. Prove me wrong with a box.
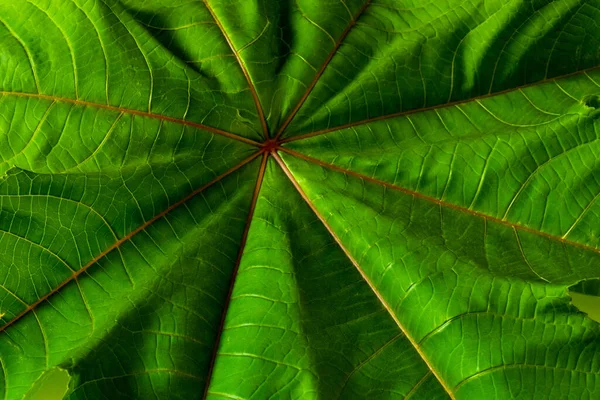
[0,1,600,399]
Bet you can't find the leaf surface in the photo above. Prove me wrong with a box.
[1,1,600,399]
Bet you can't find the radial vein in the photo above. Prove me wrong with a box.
[202,152,269,398]
[0,91,262,147]
[0,152,262,334]
[272,150,456,399]
[280,147,600,259]
[201,0,270,139]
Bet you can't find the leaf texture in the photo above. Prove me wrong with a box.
[0,0,600,399]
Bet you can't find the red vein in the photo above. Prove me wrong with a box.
[271,150,456,400]
[201,0,270,139]
[274,0,372,140]
[203,152,268,398]
[281,65,600,144]
[0,91,262,147]
[0,152,262,334]
[280,147,600,258]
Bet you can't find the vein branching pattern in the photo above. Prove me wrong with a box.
[0,1,600,399]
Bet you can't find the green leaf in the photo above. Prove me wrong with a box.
[0,1,599,399]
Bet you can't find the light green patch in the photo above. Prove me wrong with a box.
[571,292,600,323]
[24,368,70,400]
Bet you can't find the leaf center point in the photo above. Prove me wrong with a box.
[261,138,280,153]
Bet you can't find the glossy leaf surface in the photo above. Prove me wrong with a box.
[0,1,600,399]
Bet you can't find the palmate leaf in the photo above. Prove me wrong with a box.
[0,0,600,399]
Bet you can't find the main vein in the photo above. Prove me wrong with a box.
[281,65,600,144]
[271,151,456,399]
[203,152,268,398]
[0,152,262,334]
[274,0,373,140]
[280,147,600,259]
[201,0,270,140]
[0,91,262,147]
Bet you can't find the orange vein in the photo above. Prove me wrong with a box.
[281,65,600,143]
[280,147,600,258]
[274,0,372,140]
[272,151,456,400]
[0,91,262,147]
[201,0,270,139]
[203,152,268,398]
[0,152,262,334]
